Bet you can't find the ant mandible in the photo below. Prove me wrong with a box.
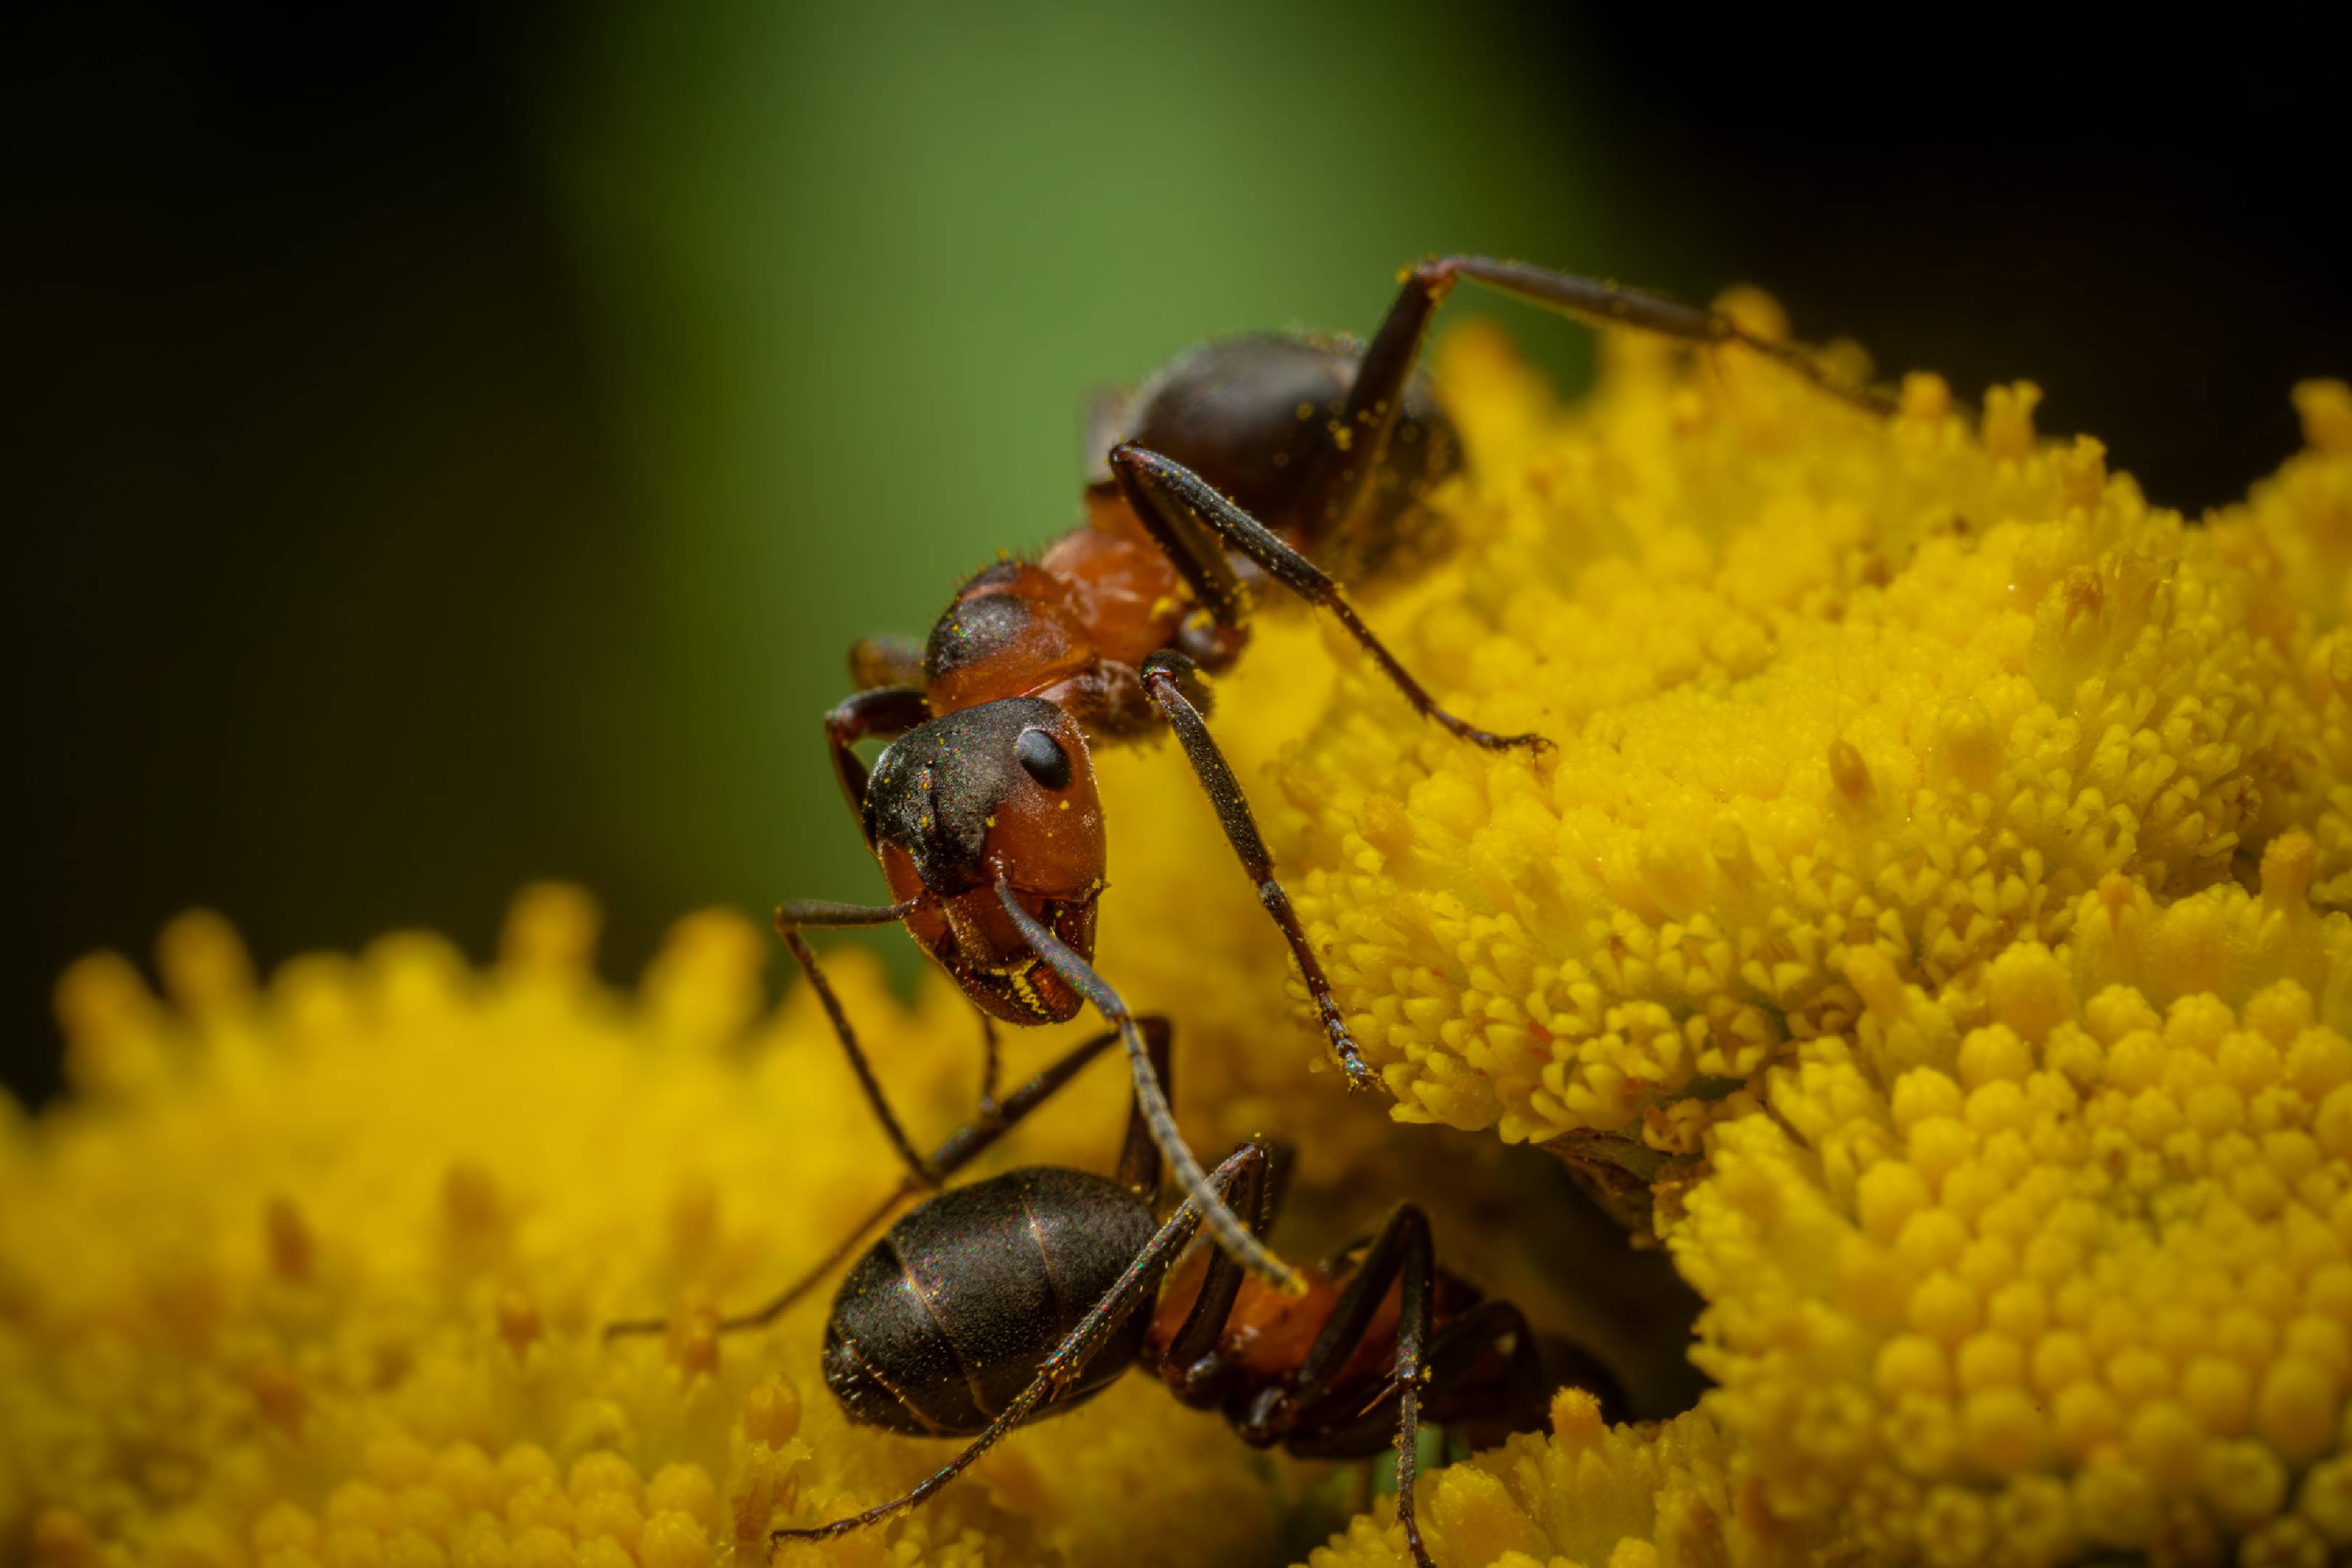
[618,1009,1626,1568]
[780,256,1891,1289]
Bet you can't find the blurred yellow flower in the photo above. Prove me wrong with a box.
[3,893,1286,1568]
[7,304,2351,1568]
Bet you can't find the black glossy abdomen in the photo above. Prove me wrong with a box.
[1117,332,1460,585]
[822,1167,1159,1437]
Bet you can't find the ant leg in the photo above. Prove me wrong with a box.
[975,1011,1003,1118]
[1138,650,1374,1090]
[825,685,929,822]
[849,636,926,693]
[1290,1297,1630,1458]
[606,1018,1146,1339]
[1114,444,1546,753]
[996,882,1304,1294]
[1308,256,1892,537]
[1156,1138,1292,1377]
[1241,1204,1439,1568]
[772,911,939,1190]
[772,1140,1278,1545]
[1109,439,1251,631]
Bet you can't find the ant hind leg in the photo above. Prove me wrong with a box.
[1308,256,1895,543]
[1153,1138,1293,1381]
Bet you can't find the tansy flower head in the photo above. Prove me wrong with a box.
[7,301,2351,1567]
[1228,314,2352,1560]
[0,894,1280,1567]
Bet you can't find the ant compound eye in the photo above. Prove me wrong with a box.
[1015,727,1073,791]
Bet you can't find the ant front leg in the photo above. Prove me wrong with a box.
[1139,650,1374,1091]
[1114,444,1545,753]
[772,1140,1281,1546]
[1408,1297,1631,1441]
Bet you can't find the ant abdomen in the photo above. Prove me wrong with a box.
[822,1166,1156,1437]
[1107,333,1459,584]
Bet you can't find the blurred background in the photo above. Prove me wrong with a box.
[8,1,2345,1106]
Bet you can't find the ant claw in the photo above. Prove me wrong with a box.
[1325,1024,1379,1091]
[1455,723,1552,754]
[1430,708,1553,754]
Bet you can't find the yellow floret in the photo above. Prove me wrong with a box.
[1305,1390,1824,1568]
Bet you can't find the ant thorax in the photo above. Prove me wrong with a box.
[923,535,1191,738]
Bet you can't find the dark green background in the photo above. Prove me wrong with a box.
[9,3,2346,1104]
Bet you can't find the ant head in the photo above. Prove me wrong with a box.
[862,698,1106,1024]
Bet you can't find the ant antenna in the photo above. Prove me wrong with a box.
[996,881,1304,1294]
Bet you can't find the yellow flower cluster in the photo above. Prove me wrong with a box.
[0,894,1278,1567]
[1683,861,2352,1564]
[1282,318,2343,1166]
[10,303,2352,1568]
[1247,317,2352,1560]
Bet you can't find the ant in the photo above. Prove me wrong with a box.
[614,1009,1624,1568]
[779,256,1890,1288]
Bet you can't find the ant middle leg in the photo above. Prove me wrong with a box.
[1138,649,1376,1091]
[1113,443,1546,753]
[605,1016,1156,1339]
[772,1139,1281,1546]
